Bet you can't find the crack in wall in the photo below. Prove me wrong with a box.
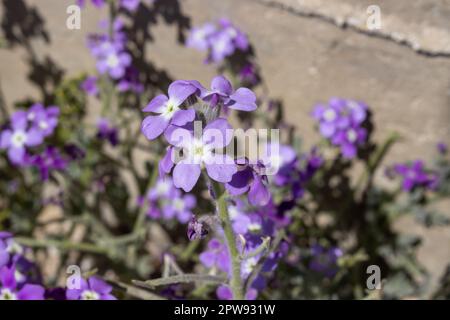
[251,0,450,59]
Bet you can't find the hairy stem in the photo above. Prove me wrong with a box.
[211,181,244,300]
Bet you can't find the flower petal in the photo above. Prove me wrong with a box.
[205,155,237,183]
[171,109,195,126]
[17,284,45,300]
[173,161,201,192]
[203,118,233,149]
[0,130,12,149]
[228,88,257,111]
[142,94,168,113]
[248,176,270,206]
[211,76,233,95]
[168,80,197,107]
[8,147,25,164]
[141,115,170,140]
[88,276,112,295]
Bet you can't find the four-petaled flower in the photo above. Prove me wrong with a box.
[164,118,237,192]
[141,80,198,140]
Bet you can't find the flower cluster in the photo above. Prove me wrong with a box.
[0,232,116,300]
[140,177,196,224]
[312,98,368,159]
[199,200,289,300]
[187,18,249,64]
[1,104,60,166]
[392,160,438,192]
[142,75,257,193]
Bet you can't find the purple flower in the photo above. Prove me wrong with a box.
[27,103,60,137]
[196,75,257,111]
[162,190,196,223]
[88,20,131,80]
[66,276,116,300]
[187,18,250,64]
[226,160,271,206]
[81,76,99,96]
[96,118,119,146]
[141,80,198,140]
[27,147,68,181]
[0,265,45,300]
[309,244,342,278]
[97,46,132,79]
[0,111,44,165]
[199,238,230,273]
[186,23,217,51]
[164,118,237,192]
[312,98,368,159]
[393,160,438,192]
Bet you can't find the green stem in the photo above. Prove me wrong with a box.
[211,181,244,300]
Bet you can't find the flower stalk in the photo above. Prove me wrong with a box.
[211,180,244,300]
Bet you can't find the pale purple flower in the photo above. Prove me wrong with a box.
[81,76,99,96]
[66,276,116,300]
[96,46,132,79]
[195,75,257,111]
[312,98,368,159]
[27,104,60,137]
[141,80,198,140]
[0,265,45,300]
[0,111,44,165]
[164,118,237,192]
[187,18,250,64]
[186,23,217,52]
[199,238,230,273]
[162,190,196,223]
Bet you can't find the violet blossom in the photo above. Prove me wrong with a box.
[0,111,44,165]
[195,75,257,111]
[66,276,116,300]
[163,118,237,192]
[141,80,198,140]
[187,18,249,64]
[27,103,60,138]
[312,98,368,159]
[162,190,196,223]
